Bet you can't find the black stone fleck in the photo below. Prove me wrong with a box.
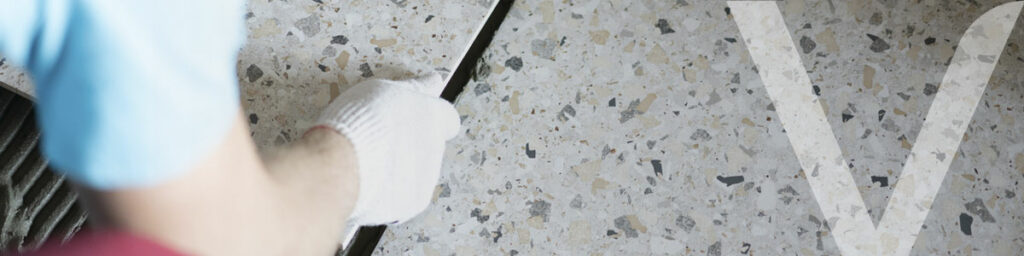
[896,92,911,101]
[570,194,583,209]
[707,241,722,256]
[606,230,618,236]
[470,208,490,223]
[652,160,663,177]
[676,215,696,232]
[871,176,888,187]
[925,37,936,45]
[866,34,890,52]
[246,64,264,83]
[878,109,886,121]
[505,56,523,71]
[716,175,744,186]
[959,213,973,235]
[478,227,491,239]
[331,35,349,45]
[842,113,854,122]
[474,83,491,96]
[923,83,938,96]
[724,37,736,43]
[492,225,503,243]
[614,216,639,238]
[317,64,328,72]
[525,143,536,158]
[609,98,616,107]
[558,104,576,122]
[800,36,817,54]
[474,58,491,80]
[690,129,712,141]
[358,63,374,77]
[425,15,435,23]
[527,199,551,222]
[656,19,675,34]
[249,113,259,124]
[437,183,451,198]
[965,198,996,223]
[812,85,821,96]
[619,98,646,123]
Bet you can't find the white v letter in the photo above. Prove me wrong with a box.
[730,1,1021,255]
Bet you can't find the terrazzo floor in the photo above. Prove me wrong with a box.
[376,0,1024,255]
[1,0,1022,255]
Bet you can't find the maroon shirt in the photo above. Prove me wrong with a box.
[18,230,183,256]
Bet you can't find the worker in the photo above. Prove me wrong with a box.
[0,1,458,255]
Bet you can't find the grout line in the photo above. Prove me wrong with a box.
[441,0,515,103]
[440,0,501,88]
[342,1,515,255]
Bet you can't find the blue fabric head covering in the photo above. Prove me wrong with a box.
[0,0,245,189]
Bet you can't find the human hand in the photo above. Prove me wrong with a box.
[316,73,460,226]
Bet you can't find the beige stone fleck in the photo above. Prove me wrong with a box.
[1016,153,1024,175]
[371,38,398,48]
[568,220,591,246]
[589,30,610,45]
[510,91,521,114]
[252,19,281,38]
[863,65,875,89]
[539,0,555,23]
[625,215,647,233]
[816,28,839,53]
[742,118,755,126]
[636,93,657,112]
[646,44,669,64]
[335,51,350,70]
[591,178,610,194]
[572,160,601,182]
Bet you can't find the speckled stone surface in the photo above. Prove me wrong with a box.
[377,0,1024,255]
[0,62,32,98]
[238,0,497,148]
[0,0,498,149]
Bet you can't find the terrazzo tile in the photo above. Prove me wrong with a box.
[238,0,498,148]
[0,63,32,98]
[377,0,1024,255]
[0,0,499,149]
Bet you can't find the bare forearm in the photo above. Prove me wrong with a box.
[78,114,359,255]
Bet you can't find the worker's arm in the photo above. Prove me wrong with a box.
[78,114,360,255]
[75,73,459,255]
[1,1,459,255]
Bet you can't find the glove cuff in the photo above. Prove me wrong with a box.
[315,94,388,224]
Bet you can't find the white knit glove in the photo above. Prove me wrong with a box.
[316,73,460,228]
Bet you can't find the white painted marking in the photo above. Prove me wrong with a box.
[730,1,1021,255]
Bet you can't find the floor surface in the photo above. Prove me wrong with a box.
[376,1,1024,255]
